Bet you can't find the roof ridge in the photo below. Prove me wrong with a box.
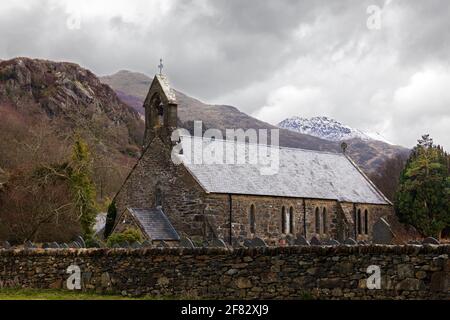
[181,134,344,156]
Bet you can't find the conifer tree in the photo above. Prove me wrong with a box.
[395,135,450,238]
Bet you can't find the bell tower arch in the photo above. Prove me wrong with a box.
[143,74,178,146]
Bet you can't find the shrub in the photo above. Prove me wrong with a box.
[106,228,143,247]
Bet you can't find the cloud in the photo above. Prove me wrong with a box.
[0,0,449,149]
[387,67,450,148]
[253,86,331,124]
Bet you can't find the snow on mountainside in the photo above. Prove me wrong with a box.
[278,116,392,144]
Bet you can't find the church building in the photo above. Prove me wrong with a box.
[110,74,394,246]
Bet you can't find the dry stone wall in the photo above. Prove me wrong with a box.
[0,245,448,299]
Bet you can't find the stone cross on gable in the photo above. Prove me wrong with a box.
[158,58,163,75]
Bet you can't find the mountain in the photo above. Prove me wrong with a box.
[0,58,145,198]
[100,72,341,153]
[100,70,410,175]
[279,116,370,142]
[278,116,392,144]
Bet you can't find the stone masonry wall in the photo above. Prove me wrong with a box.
[113,137,209,238]
[0,246,448,299]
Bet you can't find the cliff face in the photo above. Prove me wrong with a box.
[0,58,145,157]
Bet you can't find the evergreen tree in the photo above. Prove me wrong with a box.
[69,135,98,239]
[104,200,117,239]
[395,135,450,238]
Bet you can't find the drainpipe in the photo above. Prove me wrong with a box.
[302,199,307,237]
[228,194,233,245]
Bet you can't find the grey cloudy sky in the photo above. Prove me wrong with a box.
[0,0,449,149]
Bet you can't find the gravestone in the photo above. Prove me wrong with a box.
[294,236,310,246]
[131,242,142,249]
[51,242,60,249]
[180,237,195,248]
[1,241,11,249]
[285,234,295,246]
[252,237,268,247]
[75,236,86,248]
[24,241,36,249]
[68,241,80,248]
[372,217,394,245]
[157,241,169,248]
[343,238,357,245]
[141,240,152,247]
[243,239,253,247]
[201,240,209,248]
[422,237,440,245]
[310,236,321,246]
[210,238,227,248]
[326,239,340,246]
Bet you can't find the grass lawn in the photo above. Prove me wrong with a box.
[0,288,159,300]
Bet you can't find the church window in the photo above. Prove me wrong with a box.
[315,207,320,234]
[364,210,369,234]
[281,206,287,234]
[322,208,327,234]
[357,209,362,235]
[249,204,256,234]
[289,207,294,234]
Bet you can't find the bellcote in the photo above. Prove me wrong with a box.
[143,74,178,146]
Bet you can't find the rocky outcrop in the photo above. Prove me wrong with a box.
[0,58,144,154]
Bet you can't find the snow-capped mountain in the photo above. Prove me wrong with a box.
[278,116,392,144]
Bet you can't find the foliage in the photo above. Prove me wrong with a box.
[106,228,143,247]
[104,200,117,239]
[370,154,408,201]
[69,135,98,239]
[395,135,450,238]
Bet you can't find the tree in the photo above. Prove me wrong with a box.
[395,135,450,238]
[370,154,408,201]
[0,165,80,243]
[104,200,117,239]
[69,135,98,239]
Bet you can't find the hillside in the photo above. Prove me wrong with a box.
[0,58,145,198]
[100,70,410,174]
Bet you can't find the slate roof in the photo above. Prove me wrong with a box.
[128,208,180,241]
[177,136,390,205]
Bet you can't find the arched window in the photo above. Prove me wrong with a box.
[249,204,256,234]
[281,206,286,234]
[150,94,164,127]
[289,207,294,234]
[155,187,163,208]
[315,207,320,234]
[157,102,164,126]
[364,210,369,234]
[357,209,362,235]
[322,208,327,234]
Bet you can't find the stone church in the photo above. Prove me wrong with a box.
[110,74,394,246]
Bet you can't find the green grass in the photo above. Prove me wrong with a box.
[0,288,158,300]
